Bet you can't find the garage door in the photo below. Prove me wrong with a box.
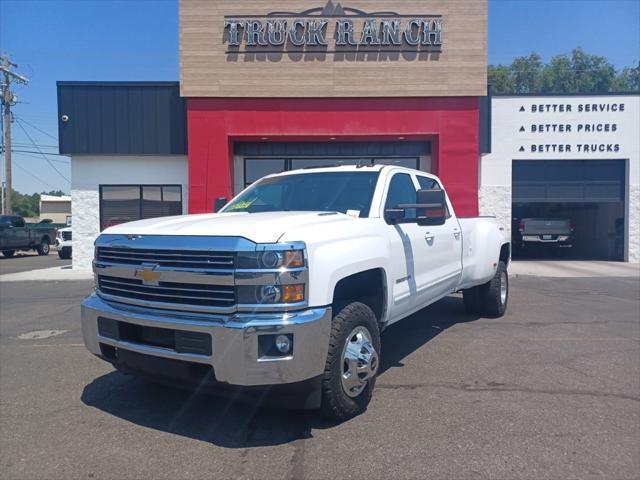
[512,160,626,261]
[513,160,625,203]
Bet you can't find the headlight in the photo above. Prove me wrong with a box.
[237,249,305,269]
[237,284,305,304]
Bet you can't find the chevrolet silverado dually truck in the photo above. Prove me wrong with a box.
[82,165,510,420]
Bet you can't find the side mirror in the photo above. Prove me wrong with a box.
[416,189,447,226]
[384,208,405,224]
[214,197,228,212]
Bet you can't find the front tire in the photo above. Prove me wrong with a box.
[37,240,50,256]
[58,247,71,260]
[2,250,15,258]
[321,302,380,421]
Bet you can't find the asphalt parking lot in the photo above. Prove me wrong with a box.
[0,274,638,479]
[0,250,71,275]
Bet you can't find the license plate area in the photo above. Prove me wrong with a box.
[542,235,553,240]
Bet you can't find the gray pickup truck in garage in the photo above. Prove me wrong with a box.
[0,215,57,257]
[516,218,574,250]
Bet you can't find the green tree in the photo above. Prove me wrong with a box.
[487,64,513,94]
[540,54,575,93]
[10,190,39,218]
[6,190,68,218]
[510,53,543,94]
[488,48,639,94]
[612,66,640,91]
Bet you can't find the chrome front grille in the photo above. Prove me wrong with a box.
[96,247,235,270]
[98,275,235,308]
[93,235,307,314]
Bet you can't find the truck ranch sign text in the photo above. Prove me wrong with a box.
[223,18,443,51]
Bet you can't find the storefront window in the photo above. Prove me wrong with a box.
[244,159,286,187]
[244,157,419,188]
[100,185,182,230]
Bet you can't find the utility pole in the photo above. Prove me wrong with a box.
[0,54,29,215]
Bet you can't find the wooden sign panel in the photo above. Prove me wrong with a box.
[180,0,487,97]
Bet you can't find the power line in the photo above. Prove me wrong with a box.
[13,161,57,190]
[13,141,59,149]
[8,148,70,157]
[15,118,70,184]
[12,151,70,164]
[14,115,58,142]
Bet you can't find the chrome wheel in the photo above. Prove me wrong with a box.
[341,326,379,398]
[500,271,508,305]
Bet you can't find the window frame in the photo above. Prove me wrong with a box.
[99,184,183,231]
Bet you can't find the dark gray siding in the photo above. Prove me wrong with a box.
[57,82,186,155]
[479,84,492,154]
[234,141,430,157]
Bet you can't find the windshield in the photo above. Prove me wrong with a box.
[223,171,380,217]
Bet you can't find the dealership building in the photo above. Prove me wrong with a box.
[56,0,639,269]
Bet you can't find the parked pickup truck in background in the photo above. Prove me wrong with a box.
[517,218,574,250]
[0,215,57,257]
[82,165,511,420]
[55,226,72,259]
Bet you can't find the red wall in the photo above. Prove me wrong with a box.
[187,97,480,216]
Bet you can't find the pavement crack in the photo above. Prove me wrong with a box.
[377,382,640,402]
[288,415,312,480]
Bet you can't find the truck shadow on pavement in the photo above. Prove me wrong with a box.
[81,295,481,448]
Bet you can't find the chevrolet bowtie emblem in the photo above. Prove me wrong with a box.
[135,267,162,285]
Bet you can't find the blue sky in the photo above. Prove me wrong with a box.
[1,0,639,194]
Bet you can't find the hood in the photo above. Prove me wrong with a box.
[102,211,356,244]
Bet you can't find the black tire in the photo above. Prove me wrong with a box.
[462,285,483,315]
[321,302,381,421]
[2,250,15,258]
[36,239,50,256]
[481,261,509,318]
[58,247,72,260]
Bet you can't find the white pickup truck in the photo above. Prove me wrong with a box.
[81,165,510,420]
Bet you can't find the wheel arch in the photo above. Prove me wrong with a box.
[331,268,388,327]
[500,242,511,266]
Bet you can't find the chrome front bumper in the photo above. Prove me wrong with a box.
[81,294,331,386]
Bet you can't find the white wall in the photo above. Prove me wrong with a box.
[71,155,188,270]
[480,95,640,262]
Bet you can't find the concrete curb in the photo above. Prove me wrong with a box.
[0,266,93,283]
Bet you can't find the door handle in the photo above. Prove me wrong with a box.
[425,232,435,242]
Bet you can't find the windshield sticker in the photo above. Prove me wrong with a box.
[346,210,360,218]
[228,200,255,210]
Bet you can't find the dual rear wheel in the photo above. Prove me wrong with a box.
[462,261,509,317]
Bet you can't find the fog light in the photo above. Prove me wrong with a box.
[275,334,292,354]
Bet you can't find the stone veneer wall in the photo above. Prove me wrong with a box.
[629,184,639,263]
[479,186,512,237]
[72,189,101,270]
